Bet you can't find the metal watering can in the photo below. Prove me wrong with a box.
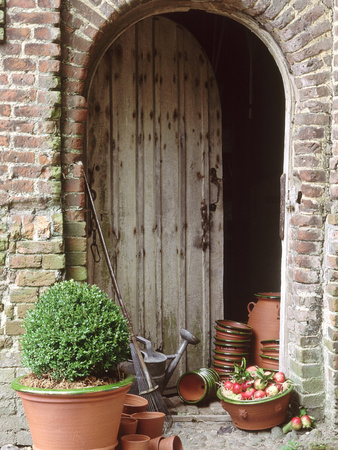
[123,328,200,393]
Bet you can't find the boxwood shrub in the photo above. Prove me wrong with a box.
[21,280,131,382]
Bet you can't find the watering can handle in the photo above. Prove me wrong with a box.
[247,302,256,315]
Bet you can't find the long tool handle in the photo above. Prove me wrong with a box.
[84,172,155,391]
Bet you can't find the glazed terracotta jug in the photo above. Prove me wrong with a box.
[247,292,280,367]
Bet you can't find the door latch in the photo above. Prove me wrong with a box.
[210,167,222,211]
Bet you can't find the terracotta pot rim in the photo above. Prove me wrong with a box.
[217,382,293,405]
[215,320,252,332]
[261,339,280,344]
[254,292,280,299]
[214,350,249,356]
[214,337,251,344]
[260,354,279,361]
[215,325,252,335]
[11,374,135,396]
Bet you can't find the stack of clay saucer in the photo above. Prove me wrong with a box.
[213,319,253,379]
[260,339,279,370]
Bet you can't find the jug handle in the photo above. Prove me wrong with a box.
[247,302,256,315]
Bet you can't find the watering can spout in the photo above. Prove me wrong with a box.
[163,328,200,389]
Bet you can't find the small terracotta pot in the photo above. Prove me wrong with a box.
[131,412,165,439]
[149,435,165,450]
[159,435,183,450]
[118,417,138,438]
[120,434,150,449]
[123,394,149,415]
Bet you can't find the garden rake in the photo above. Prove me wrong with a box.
[84,172,173,431]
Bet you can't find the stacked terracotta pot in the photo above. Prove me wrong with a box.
[212,319,253,380]
[260,339,279,370]
[118,394,183,450]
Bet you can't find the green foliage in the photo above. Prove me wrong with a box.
[21,280,130,382]
[280,441,301,450]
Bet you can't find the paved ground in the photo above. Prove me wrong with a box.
[163,395,338,450]
[4,394,338,450]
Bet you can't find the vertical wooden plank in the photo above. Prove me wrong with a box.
[208,69,224,346]
[182,28,210,370]
[110,28,139,331]
[136,19,159,341]
[86,51,113,295]
[154,17,182,357]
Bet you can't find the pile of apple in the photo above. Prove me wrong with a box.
[282,406,316,433]
[219,358,291,401]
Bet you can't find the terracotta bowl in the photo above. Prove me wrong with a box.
[217,382,293,430]
[123,394,149,415]
[214,337,251,346]
[213,351,249,361]
[216,319,252,333]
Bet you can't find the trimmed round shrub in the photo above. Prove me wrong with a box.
[21,280,131,382]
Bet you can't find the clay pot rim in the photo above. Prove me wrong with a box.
[254,292,280,299]
[217,382,293,405]
[11,374,135,396]
[215,320,252,332]
[215,325,252,335]
[120,433,150,442]
[124,393,149,406]
[261,339,280,344]
[214,337,251,344]
[261,347,279,352]
[131,411,165,419]
[260,354,279,361]
[214,350,249,356]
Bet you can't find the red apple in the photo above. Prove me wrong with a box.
[253,389,266,399]
[291,416,302,431]
[244,387,256,399]
[223,380,233,391]
[247,366,258,376]
[274,372,286,383]
[232,382,242,394]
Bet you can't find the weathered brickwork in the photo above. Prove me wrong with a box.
[0,0,337,444]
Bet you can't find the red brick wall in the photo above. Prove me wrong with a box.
[0,0,337,445]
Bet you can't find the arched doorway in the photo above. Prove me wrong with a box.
[86,11,285,387]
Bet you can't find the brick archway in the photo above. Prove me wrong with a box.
[61,0,334,423]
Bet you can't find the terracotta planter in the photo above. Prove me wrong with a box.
[11,374,134,450]
[120,434,150,449]
[123,393,149,415]
[247,292,280,366]
[158,435,183,450]
[131,411,165,439]
[177,368,220,404]
[217,382,293,430]
[149,435,165,450]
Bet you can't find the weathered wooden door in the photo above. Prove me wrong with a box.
[86,16,223,384]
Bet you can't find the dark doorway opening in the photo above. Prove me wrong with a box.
[164,11,285,323]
